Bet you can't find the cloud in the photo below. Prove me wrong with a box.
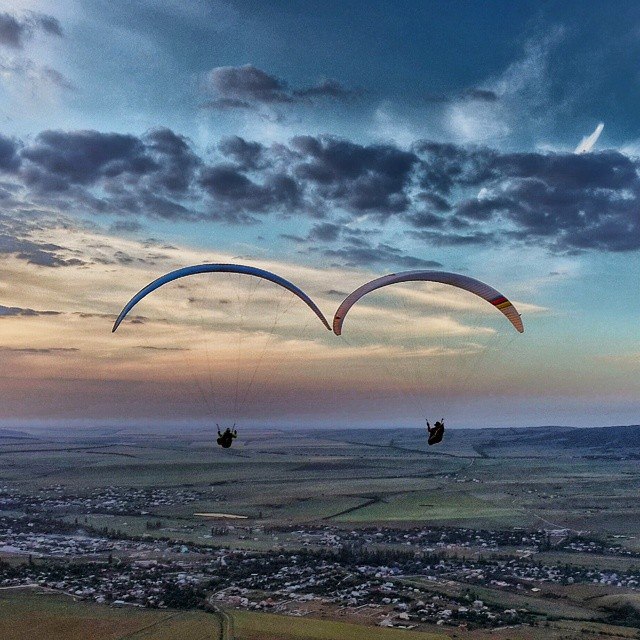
[4,126,640,256]
[324,289,348,297]
[5,130,419,226]
[0,346,78,354]
[30,14,63,38]
[198,163,301,220]
[320,239,443,269]
[109,220,144,233]
[0,233,86,267]
[410,229,498,247]
[444,29,563,144]
[205,64,293,105]
[280,233,306,243]
[20,130,156,189]
[213,134,420,220]
[293,222,440,270]
[18,128,198,197]
[412,142,640,253]
[293,78,359,101]
[0,11,63,49]
[0,135,21,171]
[9,128,203,223]
[0,57,75,96]
[40,66,76,91]
[202,64,357,110]
[137,345,190,351]
[0,305,61,318]
[218,136,266,170]
[140,128,202,197]
[0,13,26,49]
[290,135,418,217]
[307,222,341,242]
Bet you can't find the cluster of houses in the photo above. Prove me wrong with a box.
[208,561,535,629]
[425,556,640,590]
[1,522,639,629]
[1,485,639,631]
[562,537,640,557]
[0,485,214,516]
[282,525,551,550]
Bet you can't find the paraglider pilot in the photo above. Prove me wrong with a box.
[426,419,445,446]
[217,424,238,449]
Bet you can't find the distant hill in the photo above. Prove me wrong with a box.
[460,424,640,453]
[0,429,38,440]
[536,425,640,451]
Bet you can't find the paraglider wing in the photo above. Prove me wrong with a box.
[112,263,331,332]
[333,270,524,335]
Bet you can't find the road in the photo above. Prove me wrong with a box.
[206,595,235,640]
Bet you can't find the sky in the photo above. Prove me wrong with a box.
[0,0,639,428]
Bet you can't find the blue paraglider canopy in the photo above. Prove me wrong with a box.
[112,263,331,332]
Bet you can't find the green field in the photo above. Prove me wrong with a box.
[3,425,640,535]
[334,489,522,525]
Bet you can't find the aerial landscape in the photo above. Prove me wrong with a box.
[1,1,640,639]
[2,425,640,639]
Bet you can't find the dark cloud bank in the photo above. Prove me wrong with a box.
[1,125,639,269]
[202,64,358,110]
[0,229,86,267]
[0,304,60,318]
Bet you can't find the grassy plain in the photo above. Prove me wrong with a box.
[3,589,637,640]
[334,490,521,525]
[0,589,218,640]
[232,609,446,640]
[3,425,640,535]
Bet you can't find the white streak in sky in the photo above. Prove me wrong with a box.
[575,122,604,153]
